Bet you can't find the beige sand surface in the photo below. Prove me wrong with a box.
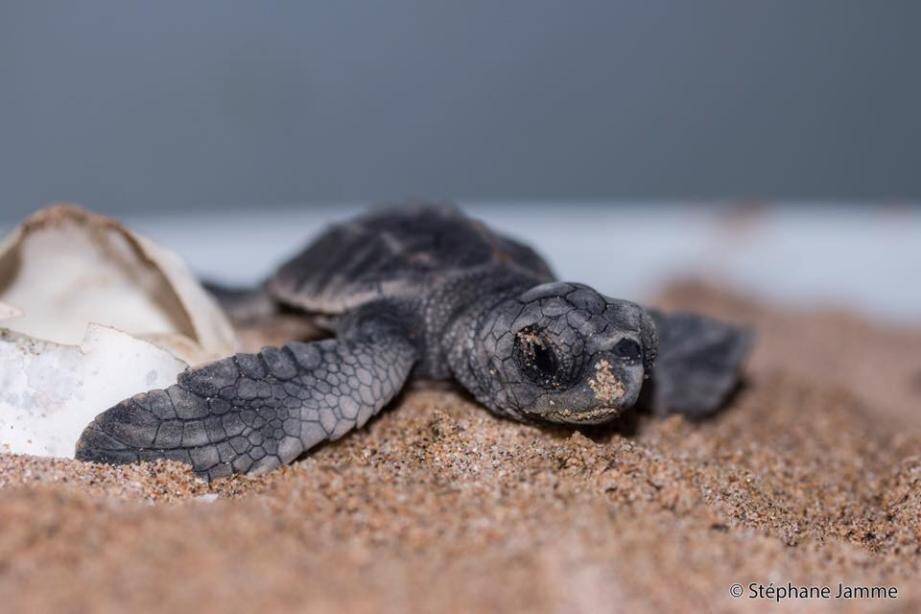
[1,283,920,613]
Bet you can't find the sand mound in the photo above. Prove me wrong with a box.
[1,283,920,613]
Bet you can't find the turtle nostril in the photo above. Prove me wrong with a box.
[613,338,642,361]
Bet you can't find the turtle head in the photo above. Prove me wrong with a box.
[469,282,658,424]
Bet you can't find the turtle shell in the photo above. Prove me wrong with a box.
[268,204,554,313]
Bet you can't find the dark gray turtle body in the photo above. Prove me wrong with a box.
[269,203,554,314]
[77,204,753,480]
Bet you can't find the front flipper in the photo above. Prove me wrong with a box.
[645,310,754,418]
[76,332,417,480]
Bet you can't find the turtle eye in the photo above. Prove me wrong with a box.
[515,327,560,385]
[613,338,642,361]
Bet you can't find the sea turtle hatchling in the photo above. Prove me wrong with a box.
[76,204,753,480]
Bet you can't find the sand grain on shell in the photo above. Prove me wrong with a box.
[2,282,921,613]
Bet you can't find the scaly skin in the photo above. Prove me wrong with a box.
[645,309,755,418]
[76,205,753,479]
[444,280,658,424]
[77,322,417,480]
[77,275,751,479]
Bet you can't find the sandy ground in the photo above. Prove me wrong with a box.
[1,282,920,613]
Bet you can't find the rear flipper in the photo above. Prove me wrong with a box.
[76,331,417,480]
[644,310,754,418]
[202,280,277,322]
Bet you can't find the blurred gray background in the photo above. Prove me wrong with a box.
[2,1,920,221]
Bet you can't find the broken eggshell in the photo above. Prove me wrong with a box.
[0,204,238,457]
[0,324,188,457]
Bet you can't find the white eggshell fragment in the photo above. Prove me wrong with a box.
[0,204,239,458]
[0,204,236,364]
[0,302,23,321]
[0,324,187,457]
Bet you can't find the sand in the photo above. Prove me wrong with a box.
[1,282,920,613]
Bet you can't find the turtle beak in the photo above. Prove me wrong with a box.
[529,353,644,425]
